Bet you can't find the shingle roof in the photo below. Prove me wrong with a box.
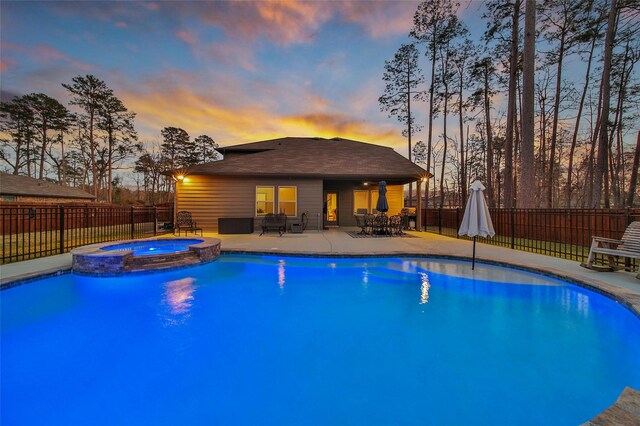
[0,173,96,200]
[188,137,429,184]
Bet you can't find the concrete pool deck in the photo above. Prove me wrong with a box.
[2,228,639,313]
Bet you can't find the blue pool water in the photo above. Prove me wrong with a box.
[101,238,203,256]
[2,255,639,425]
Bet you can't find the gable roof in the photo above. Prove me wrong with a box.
[0,173,96,200]
[187,137,429,184]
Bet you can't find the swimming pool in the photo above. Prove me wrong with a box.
[101,238,205,256]
[2,255,639,425]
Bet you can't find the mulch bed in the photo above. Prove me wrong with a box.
[345,231,418,239]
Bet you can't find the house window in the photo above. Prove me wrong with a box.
[353,190,369,214]
[371,191,379,212]
[278,186,297,216]
[353,189,379,213]
[256,186,274,216]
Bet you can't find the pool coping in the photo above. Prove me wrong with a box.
[221,249,640,319]
[2,248,639,320]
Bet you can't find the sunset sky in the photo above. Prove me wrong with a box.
[1,0,488,157]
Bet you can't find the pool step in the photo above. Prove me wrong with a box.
[125,251,201,272]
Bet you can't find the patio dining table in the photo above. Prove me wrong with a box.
[365,213,389,235]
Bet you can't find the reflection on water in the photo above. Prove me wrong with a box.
[420,272,430,304]
[278,259,286,289]
[560,287,591,318]
[362,263,370,288]
[163,278,196,321]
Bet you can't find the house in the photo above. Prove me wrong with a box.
[0,172,96,203]
[177,137,429,232]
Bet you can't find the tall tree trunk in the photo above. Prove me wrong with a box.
[608,75,624,207]
[514,68,522,207]
[427,35,437,208]
[538,88,547,206]
[593,0,617,207]
[440,81,449,208]
[504,0,521,209]
[613,39,633,207]
[566,36,596,207]
[484,62,495,207]
[407,63,413,207]
[26,130,32,177]
[586,83,603,207]
[60,128,66,185]
[519,0,536,208]
[90,109,98,198]
[547,29,566,208]
[107,124,114,203]
[38,120,48,179]
[626,131,640,207]
[458,71,466,207]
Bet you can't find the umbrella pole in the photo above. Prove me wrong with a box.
[472,236,476,270]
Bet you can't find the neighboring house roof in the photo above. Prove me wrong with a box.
[0,172,96,200]
[188,137,430,184]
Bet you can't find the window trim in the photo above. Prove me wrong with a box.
[278,186,297,217]
[255,186,275,216]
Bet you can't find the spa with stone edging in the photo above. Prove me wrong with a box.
[71,237,221,275]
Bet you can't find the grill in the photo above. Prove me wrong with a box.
[401,207,417,230]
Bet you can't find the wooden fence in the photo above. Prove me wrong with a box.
[1,203,174,264]
[422,208,640,266]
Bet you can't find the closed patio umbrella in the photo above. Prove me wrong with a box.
[458,180,495,270]
[376,181,389,213]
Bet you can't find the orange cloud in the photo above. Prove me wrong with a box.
[117,74,402,151]
[0,58,17,72]
[204,42,256,72]
[176,30,197,45]
[3,43,92,71]
[337,1,419,38]
[280,113,400,148]
[114,21,127,28]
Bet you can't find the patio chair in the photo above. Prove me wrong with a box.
[581,221,640,279]
[364,213,376,235]
[289,212,309,233]
[175,211,203,236]
[389,215,404,236]
[355,214,368,235]
[260,213,287,236]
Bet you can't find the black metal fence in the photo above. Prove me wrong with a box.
[422,208,640,268]
[1,204,174,264]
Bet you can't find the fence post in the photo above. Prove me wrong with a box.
[438,208,442,234]
[59,205,65,254]
[153,206,158,236]
[510,209,515,249]
[456,208,460,238]
[130,206,135,239]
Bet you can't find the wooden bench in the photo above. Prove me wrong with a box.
[581,221,640,279]
[260,213,287,236]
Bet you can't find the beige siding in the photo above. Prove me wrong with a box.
[176,175,323,232]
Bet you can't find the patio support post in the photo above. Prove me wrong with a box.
[416,179,422,231]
